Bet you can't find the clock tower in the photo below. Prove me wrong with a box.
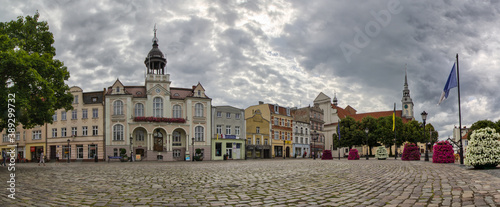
[401,69,414,119]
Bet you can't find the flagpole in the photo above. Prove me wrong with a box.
[394,103,397,160]
[457,54,464,165]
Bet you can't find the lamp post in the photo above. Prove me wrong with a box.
[192,137,194,162]
[130,135,133,162]
[421,111,428,161]
[313,130,317,160]
[365,128,369,160]
[67,139,70,163]
[283,139,286,159]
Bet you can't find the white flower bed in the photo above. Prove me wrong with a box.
[464,127,500,168]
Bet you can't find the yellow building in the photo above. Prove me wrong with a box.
[1,125,46,162]
[244,108,270,158]
[46,86,105,162]
[246,102,293,158]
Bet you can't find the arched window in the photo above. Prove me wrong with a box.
[135,103,144,117]
[113,124,123,140]
[172,105,182,118]
[195,103,203,117]
[195,126,204,141]
[113,100,123,115]
[153,97,163,117]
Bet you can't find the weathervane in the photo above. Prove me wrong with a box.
[152,23,158,43]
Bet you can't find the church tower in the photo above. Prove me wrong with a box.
[401,69,414,119]
[144,25,170,92]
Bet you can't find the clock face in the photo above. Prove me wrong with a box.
[404,104,408,109]
[156,88,161,93]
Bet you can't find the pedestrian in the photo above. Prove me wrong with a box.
[1,150,6,166]
[39,151,45,166]
[304,151,307,158]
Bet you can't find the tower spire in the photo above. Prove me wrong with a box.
[404,64,408,87]
[152,23,158,45]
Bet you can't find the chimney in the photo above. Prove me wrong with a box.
[258,101,264,105]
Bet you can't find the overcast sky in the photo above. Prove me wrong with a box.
[2,0,500,139]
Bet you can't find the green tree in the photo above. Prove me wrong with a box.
[424,123,439,144]
[338,116,362,148]
[468,120,497,139]
[376,116,394,155]
[0,12,73,130]
[361,116,379,156]
[403,120,421,144]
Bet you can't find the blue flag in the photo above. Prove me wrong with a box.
[438,63,458,105]
[337,122,341,140]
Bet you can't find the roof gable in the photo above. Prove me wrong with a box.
[314,92,331,103]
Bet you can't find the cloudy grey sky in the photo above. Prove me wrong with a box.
[2,0,499,139]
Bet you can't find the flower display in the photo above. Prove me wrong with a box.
[432,141,455,163]
[402,143,420,161]
[464,127,500,169]
[133,117,186,123]
[375,146,388,160]
[321,150,333,160]
[348,149,360,160]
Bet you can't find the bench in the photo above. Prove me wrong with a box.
[108,156,122,162]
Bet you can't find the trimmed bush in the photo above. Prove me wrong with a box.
[375,146,388,160]
[321,150,333,160]
[432,141,455,163]
[464,127,500,169]
[402,143,420,161]
[348,149,359,160]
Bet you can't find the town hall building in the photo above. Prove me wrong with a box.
[104,28,212,161]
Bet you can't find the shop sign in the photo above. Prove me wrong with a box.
[224,135,236,139]
[30,147,35,152]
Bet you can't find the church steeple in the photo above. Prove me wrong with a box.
[144,24,167,75]
[401,65,414,119]
[333,92,338,106]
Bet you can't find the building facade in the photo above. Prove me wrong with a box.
[246,102,293,158]
[244,108,271,159]
[104,30,212,161]
[1,125,44,162]
[211,106,246,160]
[47,86,105,161]
[291,121,310,158]
[293,105,325,158]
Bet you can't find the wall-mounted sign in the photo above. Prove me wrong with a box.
[225,135,237,139]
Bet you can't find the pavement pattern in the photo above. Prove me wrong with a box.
[1,159,500,207]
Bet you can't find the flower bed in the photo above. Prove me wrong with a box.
[348,149,359,160]
[402,143,420,161]
[464,127,500,169]
[375,146,388,160]
[432,141,455,163]
[133,117,186,123]
[321,150,333,160]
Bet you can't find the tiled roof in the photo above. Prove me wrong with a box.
[331,104,412,124]
[83,91,104,104]
[171,87,193,99]
[124,86,147,98]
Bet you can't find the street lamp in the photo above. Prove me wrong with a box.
[283,139,286,159]
[365,128,369,160]
[313,130,317,160]
[421,111,428,161]
[192,137,194,162]
[130,135,133,162]
[67,139,70,163]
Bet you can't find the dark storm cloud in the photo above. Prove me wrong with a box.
[2,0,500,138]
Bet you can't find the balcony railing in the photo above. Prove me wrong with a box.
[133,116,186,123]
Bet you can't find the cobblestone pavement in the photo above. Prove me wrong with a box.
[1,159,500,207]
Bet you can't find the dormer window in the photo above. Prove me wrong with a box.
[274,104,279,114]
[198,90,201,96]
[286,107,290,116]
[92,97,97,103]
[73,95,78,104]
[116,87,120,92]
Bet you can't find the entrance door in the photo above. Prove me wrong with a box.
[153,131,163,152]
[50,146,56,160]
[286,147,290,158]
[226,148,232,159]
[77,145,84,159]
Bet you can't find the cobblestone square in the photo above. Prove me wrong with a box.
[1,159,499,206]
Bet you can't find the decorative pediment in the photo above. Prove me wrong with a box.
[146,84,170,96]
[193,82,206,98]
[314,92,331,104]
[110,79,126,95]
